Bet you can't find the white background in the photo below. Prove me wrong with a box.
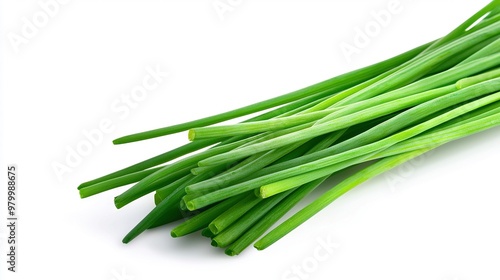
[1,0,500,279]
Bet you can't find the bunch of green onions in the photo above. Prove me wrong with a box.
[79,1,500,256]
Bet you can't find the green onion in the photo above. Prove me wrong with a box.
[225,178,325,256]
[171,195,244,237]
[208,194,261,235]
[79,2,500,256]
[212,191,290,248]
[112,41,433,144]
[255,148,433,250]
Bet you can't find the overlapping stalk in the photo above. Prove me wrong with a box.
[79,1,500,256]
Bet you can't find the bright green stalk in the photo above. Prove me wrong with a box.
[303,73,389,113]
[308,3,498,111]
[112,42,433,144]
[321,52,500,119]
[180,193,200,211]
[188,87,500,210]
[114,165,193,209]
[458,37,500,66]
[258,154,373,198]
[429,35,500,75]
[208,194,262,235]
[250,70,499,178]
[196,129,346,194]
[147,209,185,229]
[113,132,266,209]
[111,88,329,145]
[122,174,195,243]
[260,93,499,223]
[79,167,162,198]
[193,82,497,199]
[166,164,230,203]
[171,195,244,237]
[250,99,498,185]
[225,178,326,256]
[187,121,319,174]
[155,175,198,203]
[188,108,339,140]
[187,142,307,194]
[185,134,340,194]
[188,130,346,195]
[270,94,331,117]
[456,67,500,89]
[211,191,290,248]
[221,132,350,253]
[377,108,500,157]
[186,117,410,199]
[259,109,500,197]
[334,20,500,106]
[256,88,500,219]
[191,154,255,176]
[303,130,348,153]
[84,13,494,195]
[309,56,425,113]
[428,1,500,51]
[83,2,499,189]
[191,53,500,141]
[79,85,335,190]
[78,138,220,189]
[472,5,500,29]
[188,123,314,178]
[123,164,238,242]
[198,84,455,166]
[254,149,432,250]
[201,75,500,167]
[432,100,500,130]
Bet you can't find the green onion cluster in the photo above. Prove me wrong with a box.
[79,1,500,256]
